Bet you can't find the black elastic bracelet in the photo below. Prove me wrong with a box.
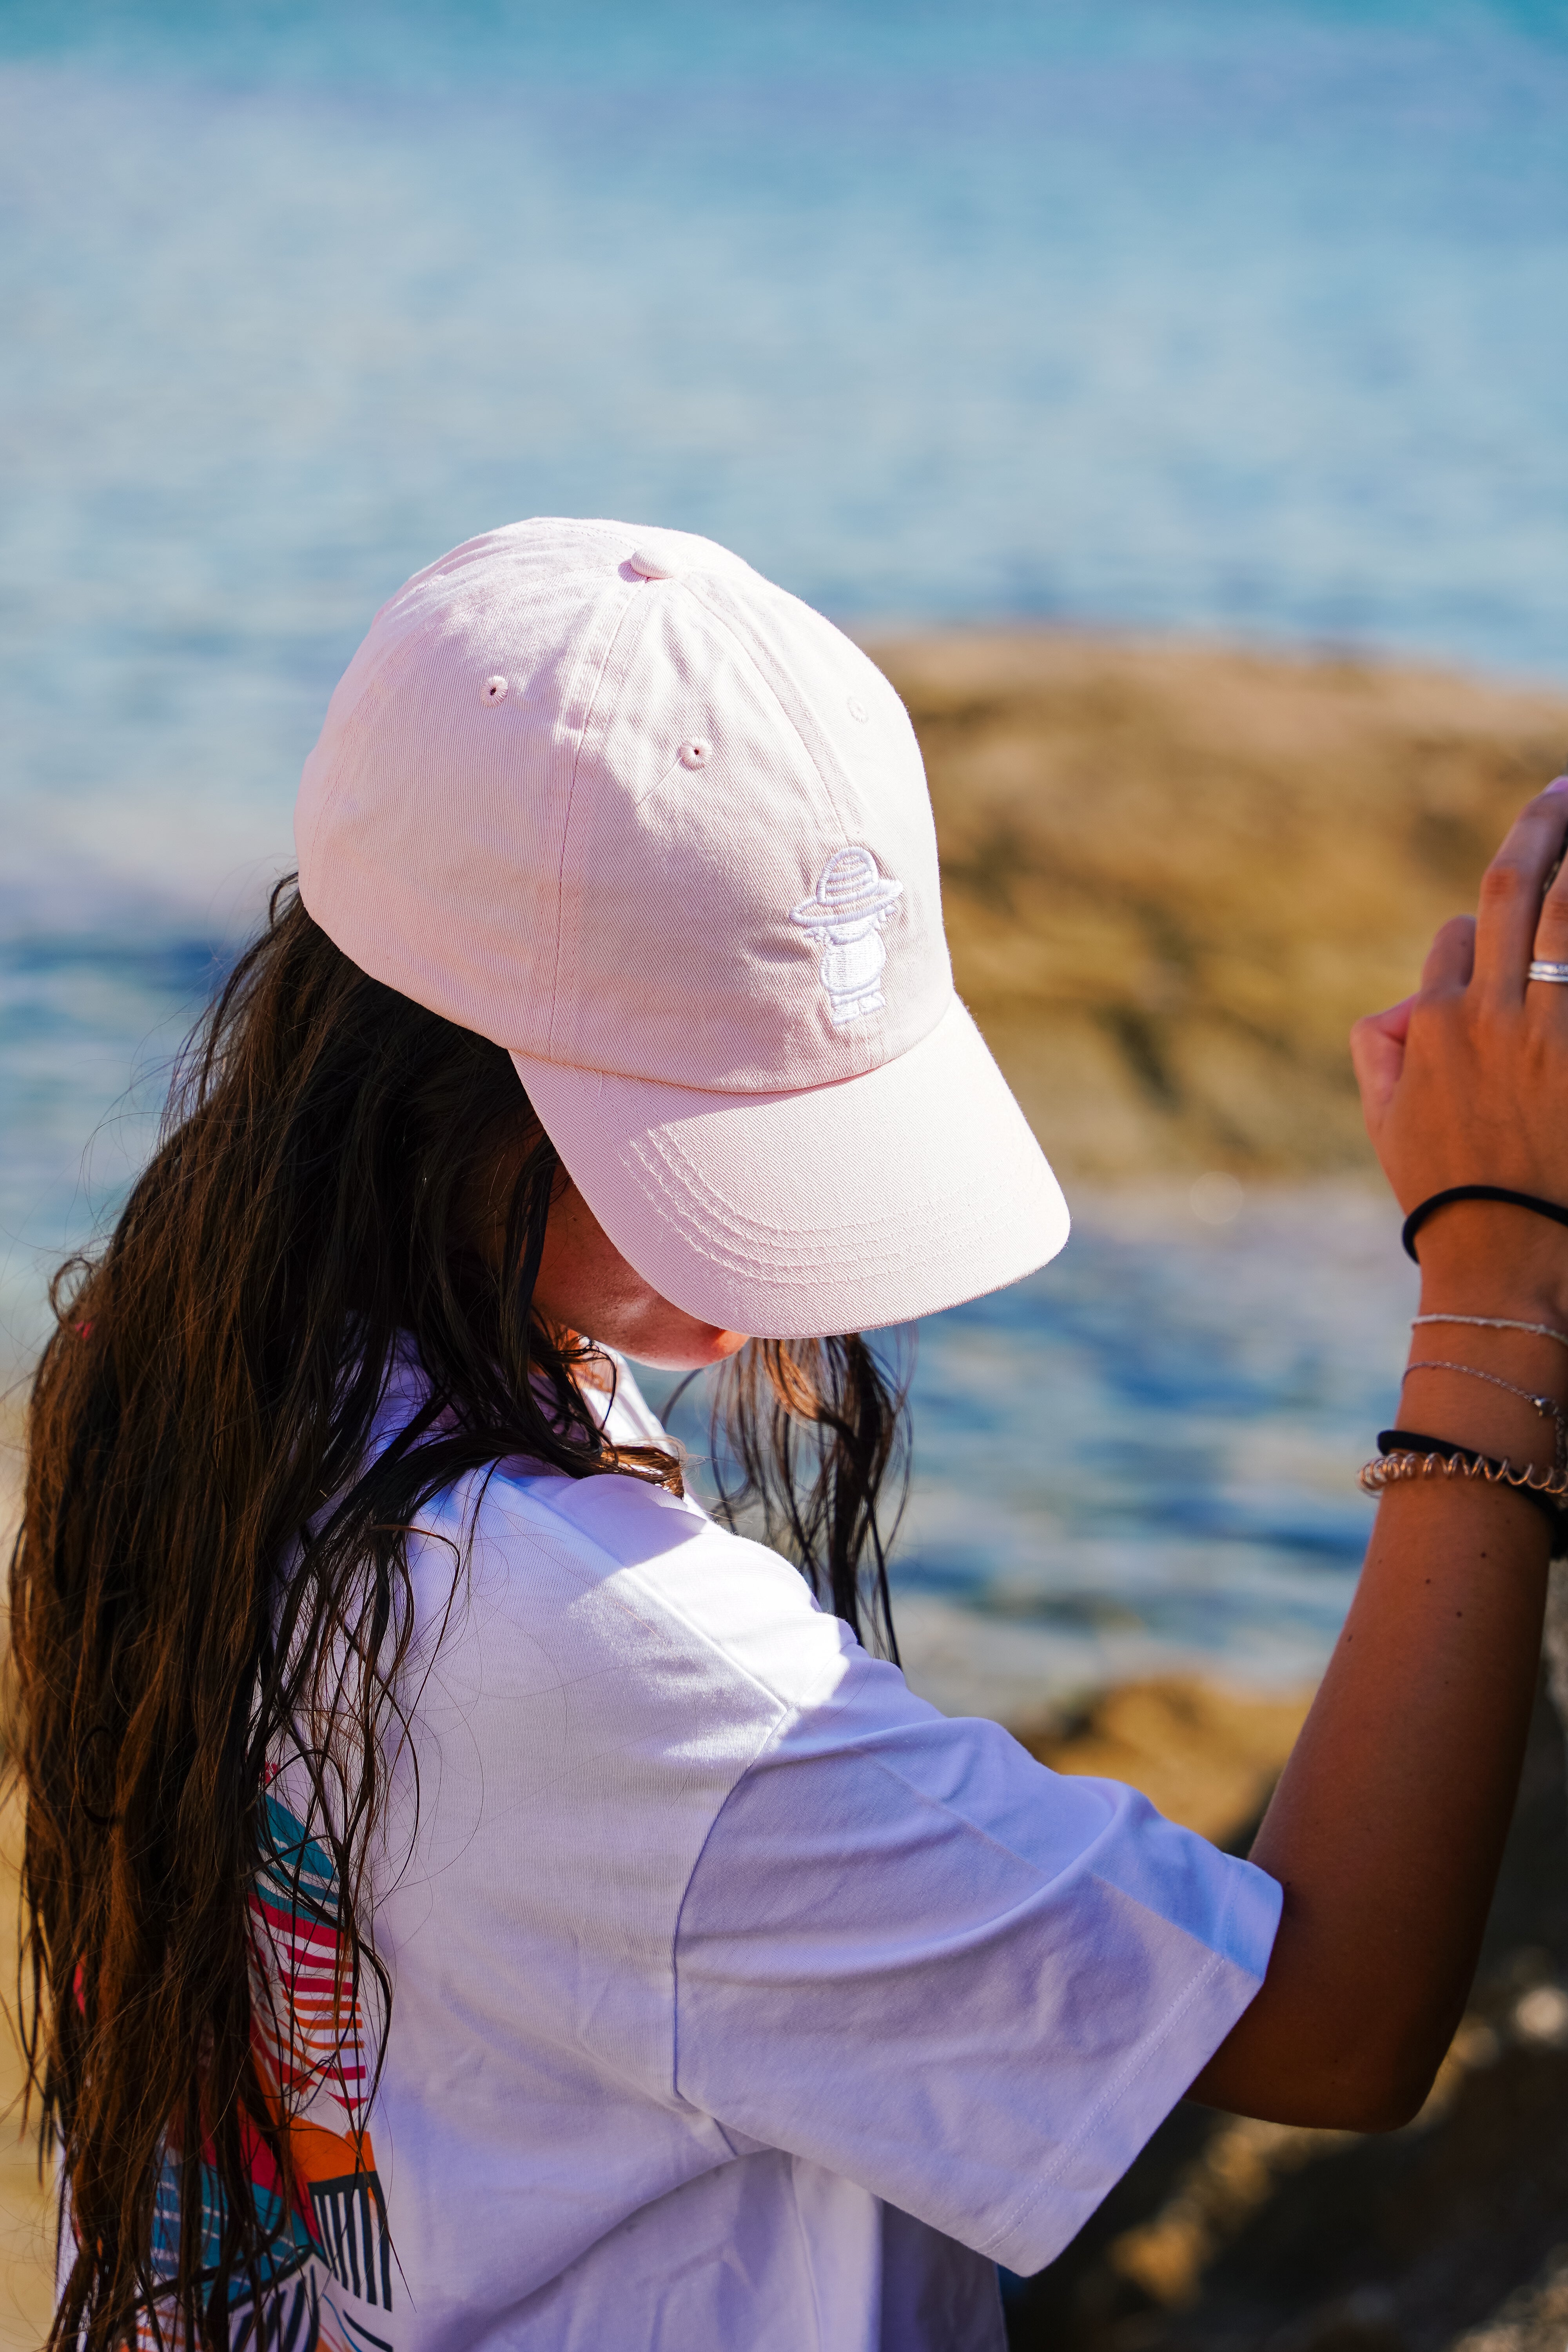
[1378,1428,1565,1531]
[1401,1186,1568,1264]
[1380,1427,1490,1464]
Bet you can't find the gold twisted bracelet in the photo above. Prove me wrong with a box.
[1359,1448,1568,1510]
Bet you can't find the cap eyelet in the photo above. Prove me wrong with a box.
[847,696,869,724]
[483,675,509,704]
[678,738,712,769]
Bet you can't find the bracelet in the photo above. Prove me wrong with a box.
[1359,1453,1566,1530]
[1403,1358,1568,1478]
[1414,1313,1568,1352]
[1403,1186,1568,1264]
[1361,1431,1568,1528]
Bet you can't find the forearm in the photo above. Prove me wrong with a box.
[1192,1215,1566,2127]
[1193,1480,1547,2127]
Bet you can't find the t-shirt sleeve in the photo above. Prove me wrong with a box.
[671,1650,1281,2277]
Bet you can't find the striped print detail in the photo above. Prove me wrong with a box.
[309,2176,393,2312]
[230,2271,319,2352]
[248,1797,370,2129]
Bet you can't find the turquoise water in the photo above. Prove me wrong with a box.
[1,0,1555,1700]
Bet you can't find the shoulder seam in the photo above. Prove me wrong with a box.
[485,1473,845,1715]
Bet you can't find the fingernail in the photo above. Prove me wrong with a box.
[1547,775,1568,795]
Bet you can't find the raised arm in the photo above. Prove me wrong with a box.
[1191,777,1568,2131]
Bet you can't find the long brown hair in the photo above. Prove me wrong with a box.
[9,880,906,2352]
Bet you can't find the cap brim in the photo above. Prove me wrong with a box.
[509,998,1070,1339]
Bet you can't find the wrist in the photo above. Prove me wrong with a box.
[1411,1201,1568,1330]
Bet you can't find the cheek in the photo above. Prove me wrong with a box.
[605,1299,749,1371]
[532,1185,749,1366]
[533,1191,642,1313]
[583,1249,663,1325]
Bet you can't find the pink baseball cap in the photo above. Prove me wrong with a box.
[295,518,1069,1338]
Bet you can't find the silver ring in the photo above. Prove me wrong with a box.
[1528,960,1568,984]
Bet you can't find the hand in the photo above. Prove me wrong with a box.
[1350,777,1568,1318]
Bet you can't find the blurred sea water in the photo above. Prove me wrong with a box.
[642,1183,1417,1716]
[1,0,1558,1705]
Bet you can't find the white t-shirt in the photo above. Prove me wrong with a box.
[230,1357,1282,2352]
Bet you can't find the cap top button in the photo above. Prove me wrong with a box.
[629,547,679,581]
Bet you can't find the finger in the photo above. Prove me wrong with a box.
[1533,782,1568,964]
[1472,780,1568,995]
[1350,999,1414,1132]
[1361,993,1417,1047]
[1420,915,1475,993]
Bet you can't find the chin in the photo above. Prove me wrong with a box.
[633,1326,751,1371]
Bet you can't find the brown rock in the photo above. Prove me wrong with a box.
[869,633,1568,1178]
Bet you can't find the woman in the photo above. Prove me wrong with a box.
[14,518,1568,2352]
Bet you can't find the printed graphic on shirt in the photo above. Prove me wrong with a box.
[137,1794,393,2352]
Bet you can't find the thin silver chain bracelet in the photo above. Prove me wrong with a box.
[1404,1357,1568,1479]
[1414,1312,1568,1352]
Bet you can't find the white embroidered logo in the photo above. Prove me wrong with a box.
[789,847,905,1025]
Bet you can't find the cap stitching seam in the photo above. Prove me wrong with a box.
[681,577,905,1055]
[681,577,857,840]
[626,1135,1016,1272]
[672,581,893,1053]
[548,584,644,1054]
